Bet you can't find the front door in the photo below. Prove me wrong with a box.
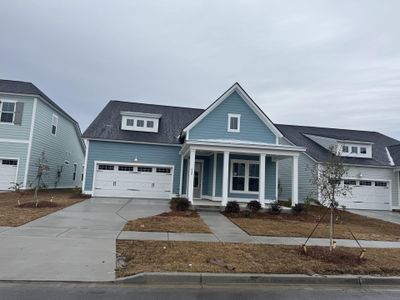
[193,162,203,199]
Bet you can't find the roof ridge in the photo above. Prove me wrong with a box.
[276,123,379,134]
[109,100,205,111]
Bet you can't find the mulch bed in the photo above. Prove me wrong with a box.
[225,206,400,241]
[123,210,211,233]
[116,240,400,277]
[18,201,59,208]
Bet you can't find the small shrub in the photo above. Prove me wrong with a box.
[170,197,190,211]
[270,201,282,215]
[279,199,292,208]
[292,203,304,214]
[225,201,240,214]
[72,186,82,195]
[341,205,347,211]
[247,200,262,213]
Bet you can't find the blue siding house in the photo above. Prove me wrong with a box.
[82,83,305,207]
[0,79,85,191]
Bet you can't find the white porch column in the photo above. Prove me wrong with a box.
[291,155,299,206]
[212,152,217,198]
[179,155,184,195]
[259,154,266,208]
[221,151,230,206]
[187,149,196,204]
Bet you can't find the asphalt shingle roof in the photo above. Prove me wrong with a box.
[388,144,400,166]
[0,79,79,125]
[83,101,204,144]
[276,124,400,167]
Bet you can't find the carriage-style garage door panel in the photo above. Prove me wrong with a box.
[0,159,18,191]
[94,163,173,198]
[336,179,391,210]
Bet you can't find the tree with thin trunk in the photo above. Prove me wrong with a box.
[30,151,49,207]
[311,147,351,253]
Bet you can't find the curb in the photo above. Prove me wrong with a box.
[116,272,400,286]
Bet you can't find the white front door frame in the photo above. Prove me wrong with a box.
[193,160,204,199]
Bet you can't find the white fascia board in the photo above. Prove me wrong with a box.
[120,111,162,119]
[386,147,395,166]
[182,83,283,139]
[85,138,182,147]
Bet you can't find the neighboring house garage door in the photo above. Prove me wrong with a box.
[336,179,391,210]
[0,159,18,191]
[93,163,173,198]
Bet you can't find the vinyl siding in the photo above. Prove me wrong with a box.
[27,99,84,189]
[278,138,317,202]
[0,142,29,186]
[84,140,181,194]
[0,94,34,140]
[188,91,277,144]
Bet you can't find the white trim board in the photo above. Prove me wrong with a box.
[182,83,283,139]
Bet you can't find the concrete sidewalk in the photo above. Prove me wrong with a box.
[118,210,400,248]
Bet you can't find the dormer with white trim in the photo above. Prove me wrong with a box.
[121,111,161,133]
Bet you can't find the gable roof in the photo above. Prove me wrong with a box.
[0,79,84,150]
[276,124,400,167]
[182,83,283,139]
[83,100,204,144]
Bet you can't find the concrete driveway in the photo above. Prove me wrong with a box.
[0,197,168,281]
[349,209,400,225]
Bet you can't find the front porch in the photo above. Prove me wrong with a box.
[179,140,305,207]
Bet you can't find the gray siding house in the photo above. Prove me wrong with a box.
[277,124,400,211]
[82,83,305,206]
[0,79,85,191]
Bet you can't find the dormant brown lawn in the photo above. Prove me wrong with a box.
[0,190,86,227]
[116,240,400,277]
[123,210,211,233]
[226,207,400,241]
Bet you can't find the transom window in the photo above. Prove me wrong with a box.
[2,159,17,165]
[98,164,114,170]
[344,179,357,185]
[342,145,349,153]
[228,114,241,132]
[138,166,152,172]
[359,180,372,186]
[0,101,15,123]
[231,161,259,193]
[118,165,134,172]
[156,168,171,174]
[351,146,358,154]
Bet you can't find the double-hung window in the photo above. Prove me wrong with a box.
[0,101,15,123]
[231,161,259,193]
[228,114,240,132]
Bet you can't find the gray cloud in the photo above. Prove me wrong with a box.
[0,0,399,139]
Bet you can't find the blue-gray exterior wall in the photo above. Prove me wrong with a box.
[188,91,277,144]
[0,142,29,186]
[27,99,85,189]
[84,140,182,194]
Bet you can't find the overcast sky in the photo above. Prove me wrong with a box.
[1,0,399,139]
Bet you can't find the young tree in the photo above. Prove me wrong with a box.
[312,147,351,253]
[30,151,50,207]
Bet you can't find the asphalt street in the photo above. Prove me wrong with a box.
[0,282,399,300]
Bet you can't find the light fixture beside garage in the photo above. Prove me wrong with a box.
[133,156,138,162]
[358,172,363,178]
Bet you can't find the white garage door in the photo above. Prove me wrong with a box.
[94,163,173,199]
[336,179,390,210]
[0,159,18,191]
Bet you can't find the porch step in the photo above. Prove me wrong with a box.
[194,205,222,212]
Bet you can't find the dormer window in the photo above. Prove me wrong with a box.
[121,111,161,133]
[342,145,349,153]
[360,147,367,154]
[228,113,241,132]
[351,146,358,154]
[338,142,372,158]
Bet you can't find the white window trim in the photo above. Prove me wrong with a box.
[227,113,241,133]
[51,114,58,136]
[230,159,259,194]
[0,99,17,125]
